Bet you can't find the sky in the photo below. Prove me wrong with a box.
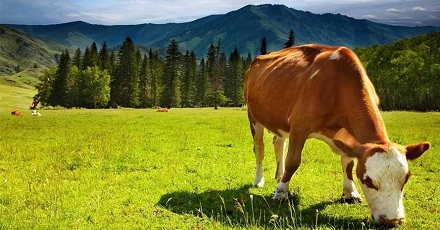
[1,0,439,27]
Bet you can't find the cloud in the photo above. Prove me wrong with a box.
[363,14,380,20]
[386,8,402,13]
[412,6,427,11]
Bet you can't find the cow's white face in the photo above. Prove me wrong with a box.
[358,146,409,226]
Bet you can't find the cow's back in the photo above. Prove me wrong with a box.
[244,44,383,140]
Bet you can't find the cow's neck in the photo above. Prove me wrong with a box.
[345,91,389,145]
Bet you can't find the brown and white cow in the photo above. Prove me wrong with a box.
[11,110,23,116]
[244,44,430,226]
[157,108,169,112]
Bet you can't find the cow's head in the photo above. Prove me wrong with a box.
[336,140,430,226]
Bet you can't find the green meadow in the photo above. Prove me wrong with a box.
[0,86,439,229]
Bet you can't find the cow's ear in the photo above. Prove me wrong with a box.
[406,142,430,160]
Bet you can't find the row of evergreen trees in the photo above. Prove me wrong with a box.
[36,37,256,109]
[37,29,296,109]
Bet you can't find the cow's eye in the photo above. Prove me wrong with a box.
[402,171,411,191]
[364,176,379,190]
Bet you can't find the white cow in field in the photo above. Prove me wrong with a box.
[32,110,41,116]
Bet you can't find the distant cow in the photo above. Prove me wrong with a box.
[156,108,169,112]
[32,110,41,116]
[11,110,23,116]
[244,44,430,227]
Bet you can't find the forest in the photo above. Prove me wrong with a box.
[355,31,440,111]
[36,31,439,111]
[36,37,253,109]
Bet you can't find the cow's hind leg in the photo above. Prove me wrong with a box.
[251,122,265,187]
[340,156,361,203]
[273,135,286,182]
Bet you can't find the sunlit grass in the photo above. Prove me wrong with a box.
[0,108,438,229]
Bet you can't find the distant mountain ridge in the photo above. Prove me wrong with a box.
[4,4,440,58]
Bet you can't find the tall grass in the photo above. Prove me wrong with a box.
[0,108,438,229]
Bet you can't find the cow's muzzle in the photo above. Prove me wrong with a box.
[377,215,403,227]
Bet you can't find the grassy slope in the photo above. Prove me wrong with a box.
[0,108,438,229]
[0,84,37,113]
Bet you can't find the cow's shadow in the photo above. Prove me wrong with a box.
[157,184,373,229]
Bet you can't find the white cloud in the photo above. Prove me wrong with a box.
[412,6,427,11]
[386,8,402,13]
[363,14,380,19]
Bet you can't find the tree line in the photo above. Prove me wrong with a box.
[36,30,296,109]
[354,31,440,111]
[36,37,253,109]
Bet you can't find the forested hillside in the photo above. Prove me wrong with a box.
[355,31,440,111]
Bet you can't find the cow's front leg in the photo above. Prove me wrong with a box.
[340,156,361,203]
[273,133,306,200]
[273,135,286,182]
[252,123,265,187]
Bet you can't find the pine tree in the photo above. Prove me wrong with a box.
[181,51,197,107]
[81,47,91,70]
[196,58,210,107]
[161,39,181,108]
[139,54,149,108]
[99,41,111,71]
[225,47,244,106]
[260,37,267,55]
[284,29,295,48]
[111,36,139,107]
[207,41,227,109]
[72,48,82,68]
[51,49,71,107]
[148,49,163,107]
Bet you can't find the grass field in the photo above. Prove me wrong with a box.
[0,107,439,229]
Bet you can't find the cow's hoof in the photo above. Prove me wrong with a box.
[340,194,361,204]
[273,182,289,200]
[273,191,288,201]
[254,177,265,188]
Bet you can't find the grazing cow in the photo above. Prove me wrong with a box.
[157,108,169,112]
[11,110,23,116]
[32,110,41,116]
[244,44,430,227]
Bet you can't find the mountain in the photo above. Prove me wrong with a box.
[0,25,70,87]
[6,4,439,58]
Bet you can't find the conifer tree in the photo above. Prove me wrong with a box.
[181,51,197,107]
[225,47,244,106]
[99,41,111,71]
[111,36,139,107]
[207,41,227,109]
[72,48,82,68]
[284,29,295,48]
[260,37,267,55]
[196,57,210,107]
[148,49,163,107]
[51,49,71,106]
[161,39,181,108]
[139,54,149,108]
